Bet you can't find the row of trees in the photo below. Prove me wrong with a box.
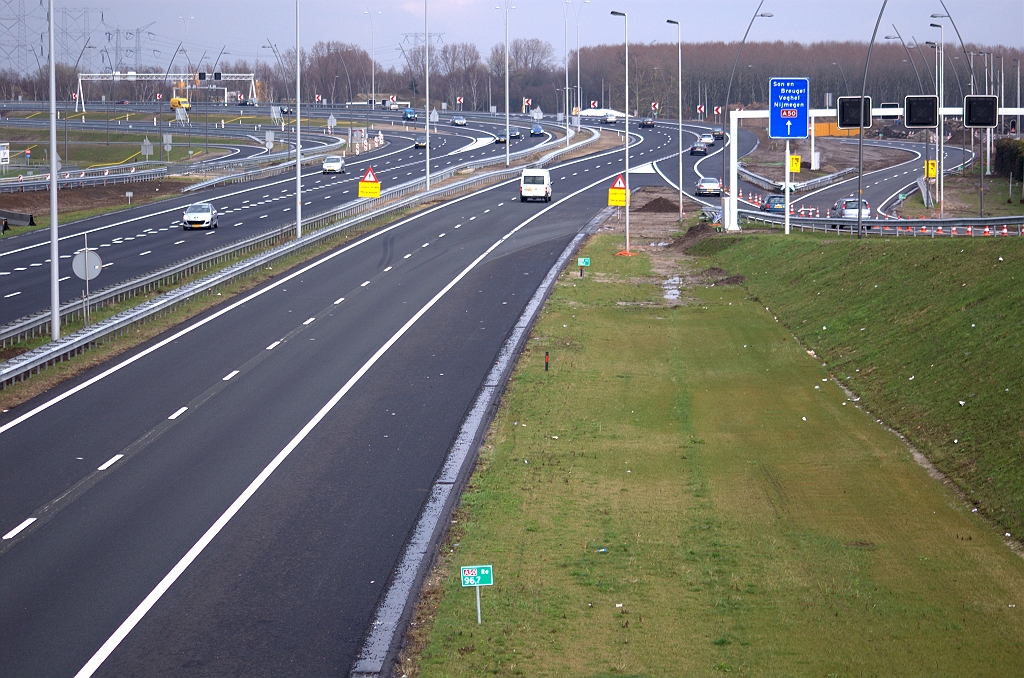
[0,39,1020,120]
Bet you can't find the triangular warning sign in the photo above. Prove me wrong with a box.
[611,174,626,189]
[361,166,379,183]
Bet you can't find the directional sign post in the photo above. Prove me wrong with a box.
[461,565,494,624]
[358,166,381,199]
[607,174,627,207]
[577,256,590,277]
[769,78,809,235]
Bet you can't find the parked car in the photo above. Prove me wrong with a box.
[414,135,427,149]
[520,168,552,202]
[695,177,723,196]
[830,196,872,220]
[700,132,715,146]
[509,126,523,139]
[760,195,787,214]
[182,202,218,229]
[321,156,345,174]
[530,124,544,136]
[451,115,467,126]
[495,131,507,144]
[711,126,725,140]
[638,117,655,128]
[689,142,708,156]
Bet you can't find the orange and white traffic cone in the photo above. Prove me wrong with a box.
[936,226,943,234]
[967,225,973,235]
[984,226,991,236]
[1002,225,1009,236]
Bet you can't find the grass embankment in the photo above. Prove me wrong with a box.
[407,232,1024,677]
[699,233,1024,542]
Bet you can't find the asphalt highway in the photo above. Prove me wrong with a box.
[0,125,682,677]
[0,118,552,326]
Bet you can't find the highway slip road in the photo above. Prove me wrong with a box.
[0,129,668,677]
[0,125,550,327]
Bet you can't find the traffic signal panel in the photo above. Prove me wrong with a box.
[904,95,938,128]
[837,96,872,129]
[964,95,998,128]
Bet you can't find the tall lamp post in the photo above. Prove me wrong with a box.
[667,19,683,221]
[722,3,771,230]
[496,1,514,167]
[610,10,631,255]
[560,1,570,146]
[930,22,945,218]
[567,0,589,132]
[48,0,59,340]
[832,61,850,95]
[295,0,302,238]
[364,10,379,109]
[425,0,430,189]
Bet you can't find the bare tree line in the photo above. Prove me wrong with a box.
[0,39,1019,120]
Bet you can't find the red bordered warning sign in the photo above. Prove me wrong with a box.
[359,166,381,198]
[611,174,626,189]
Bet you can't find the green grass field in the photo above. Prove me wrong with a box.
[407,232,1024,677]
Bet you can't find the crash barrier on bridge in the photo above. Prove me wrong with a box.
[0,126,603,388]
[738,209,1024,237]
[0,162,167,194]
[738,165,857,194]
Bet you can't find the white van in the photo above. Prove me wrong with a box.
[520,168,552,203]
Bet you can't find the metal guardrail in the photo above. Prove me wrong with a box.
[738,165,856,194]
[0,126,601,385]
[0,165,168,193]
[739,209,1024,236]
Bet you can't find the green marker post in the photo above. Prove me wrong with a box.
[461,564,493,624]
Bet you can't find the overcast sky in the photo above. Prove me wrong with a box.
[62,0,1023,72]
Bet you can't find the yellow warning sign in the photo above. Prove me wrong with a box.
[925,159,937,178]
[789,155,802,173]
[608,188,627,207]
[358,181,381,199]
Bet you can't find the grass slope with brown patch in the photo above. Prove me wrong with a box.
[405,232,1024,678]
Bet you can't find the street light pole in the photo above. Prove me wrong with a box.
[295,0,302,238]
[568,0,588,132]
[832,61,850,95]
[611,10,630,254]
[364,10,379,110]
[930,23,945,218]
[48,0,59,340]
[425,0,430,189]
[722,3,772,230]
[855,0,889,239]
[496,2,513,167]
[667,19,682,222]
[885,28,924,93]
[560,1,570,147]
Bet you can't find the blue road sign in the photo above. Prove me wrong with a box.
[769,77,810,139]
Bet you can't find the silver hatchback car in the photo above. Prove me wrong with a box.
[182,202,218,230]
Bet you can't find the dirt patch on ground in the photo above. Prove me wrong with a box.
[636,196,680,213]
[0,177,190,221]
[742,127,916,182]
[593,187,753,303]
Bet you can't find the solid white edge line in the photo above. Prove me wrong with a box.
[72,177,586,678]
[74,169,623,678]
[167,407,188,421]
[97,454,124,471]
[222,370,239,381]
[2,517,37,540]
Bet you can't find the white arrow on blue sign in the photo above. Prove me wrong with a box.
[768,77,809,140]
